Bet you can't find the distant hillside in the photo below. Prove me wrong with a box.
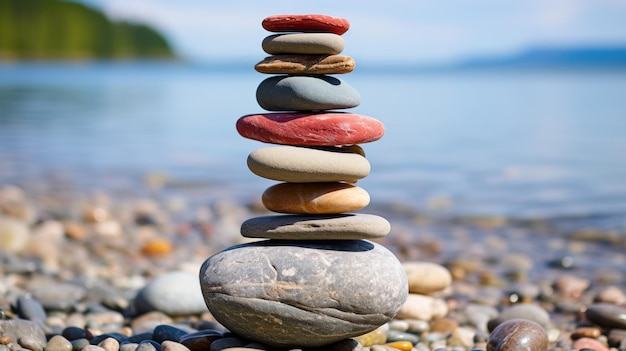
[0,0,176,60]
[457,46,626,69]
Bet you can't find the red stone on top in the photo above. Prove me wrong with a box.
[262,14,350,35]
[236,112,384,146]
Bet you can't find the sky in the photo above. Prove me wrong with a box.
[77,0,626,65]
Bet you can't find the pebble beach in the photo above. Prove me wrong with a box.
[1,171,625,351]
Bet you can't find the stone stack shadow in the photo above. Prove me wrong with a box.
[199,14,408,349]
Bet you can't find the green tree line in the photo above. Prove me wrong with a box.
[0,0,176,60]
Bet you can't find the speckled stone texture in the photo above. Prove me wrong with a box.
[199,240,408,348]
[255,55,355,75]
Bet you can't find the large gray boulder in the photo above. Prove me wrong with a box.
[199,239,408,348]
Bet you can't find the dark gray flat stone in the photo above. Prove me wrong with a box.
[241,213,390,240]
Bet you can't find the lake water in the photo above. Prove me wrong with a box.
[1,62,626,231]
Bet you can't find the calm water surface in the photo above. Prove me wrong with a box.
[1,62,626,228]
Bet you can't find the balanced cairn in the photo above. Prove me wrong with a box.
[200,14,408,349]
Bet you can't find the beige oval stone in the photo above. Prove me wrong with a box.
[248,146,370,183]
[395,294,448,321]
[262,182,369,214]
[262,33,345,55]
[255,54,355,74]
[403,262,452,294]
[161,341,191,351]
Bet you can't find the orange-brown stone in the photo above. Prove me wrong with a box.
[141,238,173,256]
[262,182,369,214]
[255,55,355,75]
[385,341,414,351]
[571,327,602,340]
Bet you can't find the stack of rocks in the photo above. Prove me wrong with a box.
[199,14,408,349]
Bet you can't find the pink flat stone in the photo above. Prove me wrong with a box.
[236,112,385,146]
[262,14,350,35]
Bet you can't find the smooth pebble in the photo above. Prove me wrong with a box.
[262,33,344,55]
[256,75,359,111]
[247,146,370,183]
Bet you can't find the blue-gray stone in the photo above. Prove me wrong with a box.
[200,239,408,348]
[90,333,129,345]
[30,282,86,311]
[133,271,207,316]
[256,75,360,111]
[152,325,189,343]
[62,327,90,341]
[128,332,153,343]
[14,295,47,324]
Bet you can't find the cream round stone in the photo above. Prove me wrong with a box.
[403,262,452,294]
[395,294,448,321]
[248,146,370,183]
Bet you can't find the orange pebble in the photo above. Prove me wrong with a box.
[141,239,173,256]
[385,341,413,351]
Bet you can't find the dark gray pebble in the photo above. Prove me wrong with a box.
[14,296,46,324]
[62,327,91,341]
[178,330,222,351]
[152,325,189,343]
[90,333,128,345]
[585,303,626,329]
[308,338,361,351]
[191,321,221,331]
[128,332,153,344]
[208,337,247,351]
[608,329,626,347]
